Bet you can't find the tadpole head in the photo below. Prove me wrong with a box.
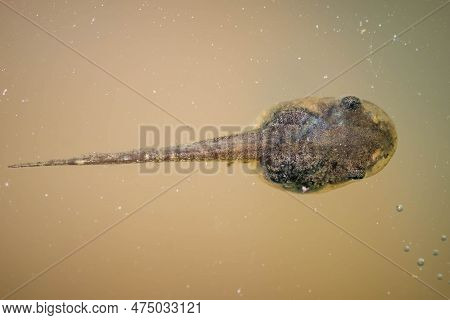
[257,96,397,193]
[357,98,397,179]
[329,96,398,183]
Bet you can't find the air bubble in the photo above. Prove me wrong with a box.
[403,245,411,252]
[437,273,443,280]
[417,258,425,267]
[432,249,439,256]
[441,235,447,242]
[396,204,403,212]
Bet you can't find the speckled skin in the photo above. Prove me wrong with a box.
[257,96,397,192]
[9,96,397,193]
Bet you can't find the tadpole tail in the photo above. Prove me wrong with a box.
[8,150,148,168]
[8,130,261,168]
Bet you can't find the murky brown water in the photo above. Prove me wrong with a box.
[1,0,449,299]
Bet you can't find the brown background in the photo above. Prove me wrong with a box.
[0,0,449,299]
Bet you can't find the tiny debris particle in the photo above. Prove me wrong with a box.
[396,204,403,212]
[2,88,7,96]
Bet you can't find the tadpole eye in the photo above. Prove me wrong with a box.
[341,96,361,110]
